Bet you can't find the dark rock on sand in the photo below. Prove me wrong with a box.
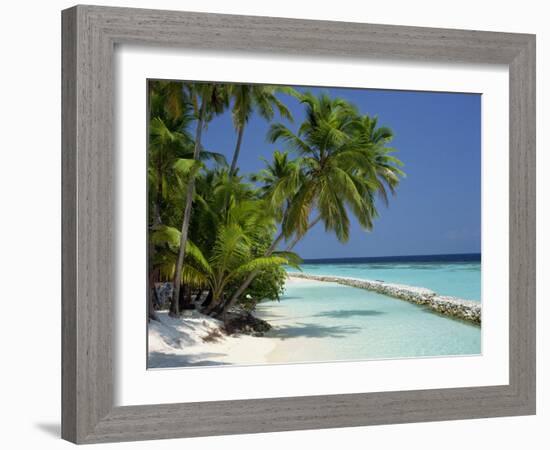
[224,306,272,335]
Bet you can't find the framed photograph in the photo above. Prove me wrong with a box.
[62,5,536,444]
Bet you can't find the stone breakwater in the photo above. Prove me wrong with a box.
[289,273,481,325]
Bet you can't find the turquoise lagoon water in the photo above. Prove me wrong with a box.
[256,255,481,362]
[287,255,481,301]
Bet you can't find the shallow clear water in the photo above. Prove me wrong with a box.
[256,277,481,362]
[287,260,481,301]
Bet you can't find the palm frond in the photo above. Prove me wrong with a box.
[230,256,290,280]
[272,250,302,269]
[150,225,181,250]
[181,264,210,288]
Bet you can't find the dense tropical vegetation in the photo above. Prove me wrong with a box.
[147,80,404,327]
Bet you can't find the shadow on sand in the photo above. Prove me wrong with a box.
[253,306,286,321]
[148,351,230,368]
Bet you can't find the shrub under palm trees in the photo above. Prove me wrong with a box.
[151,197,299,323]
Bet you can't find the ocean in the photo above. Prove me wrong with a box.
[287,253,481,301]
[255,254,482,363]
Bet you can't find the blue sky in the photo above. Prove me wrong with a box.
[201,86,481,259]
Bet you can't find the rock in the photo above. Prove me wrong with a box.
[430,295,481,324]
[224,306,272,335]
[289,273,481,325]
[154,282,173,309]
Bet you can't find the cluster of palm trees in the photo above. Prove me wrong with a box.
[148,80,404,326]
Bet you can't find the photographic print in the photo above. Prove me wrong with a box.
[147,80,481,369]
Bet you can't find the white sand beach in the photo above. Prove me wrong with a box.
[148,277,328,368]
[148,274,481,368]
[148,310,277,368]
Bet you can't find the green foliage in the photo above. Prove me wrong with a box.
[267,90,404,243]
[230,84,297,129]
[238,265,287,310]
[147,80,404,317]
[227,230,295,309]
[181,200,298,310]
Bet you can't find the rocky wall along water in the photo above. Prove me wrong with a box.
[289,273,481,325]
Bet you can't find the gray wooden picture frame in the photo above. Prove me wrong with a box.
[61,4,536,444]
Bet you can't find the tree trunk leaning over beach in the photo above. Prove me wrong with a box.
[286,215,322,251]
[219,93,405,321]
[223,95,360,321]
[171,98,207,317]
[220,151,304,321]
[219,215,320,322]
[229,125,245,176]
[228,84,296,176]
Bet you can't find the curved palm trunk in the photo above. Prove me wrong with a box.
[223,125,245,213]
[147,269,159,321]
[221,216,321,324]
[154,161,163,225]
[286,215,321,250]
[147,219,160,321]
[171,98,207,317]
[149,168,163,320]
[221,231,285,323]
[204,290,224,316]
[229,125,245,176]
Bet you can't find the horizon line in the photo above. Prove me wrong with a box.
[300,252,481,262]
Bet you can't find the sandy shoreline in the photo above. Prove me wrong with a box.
[148,277,326,368]
[148,274,480,367]
[148,311,278,367]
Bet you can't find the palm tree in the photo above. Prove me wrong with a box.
[268,92,381,241]
[219,151,304,317]
[228,84,297,175]
[349,115,404,206]
[284,114,404,251]
[272,92,405,241]
[251,150,304,224]
[148,117,227,224]
[148,117,191,224]
[151,199,297,325]
[170,82,229,316]
[147,80,194,321]
[148,81,227,226]
[225,92,404,310]
[184,223,291,323]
